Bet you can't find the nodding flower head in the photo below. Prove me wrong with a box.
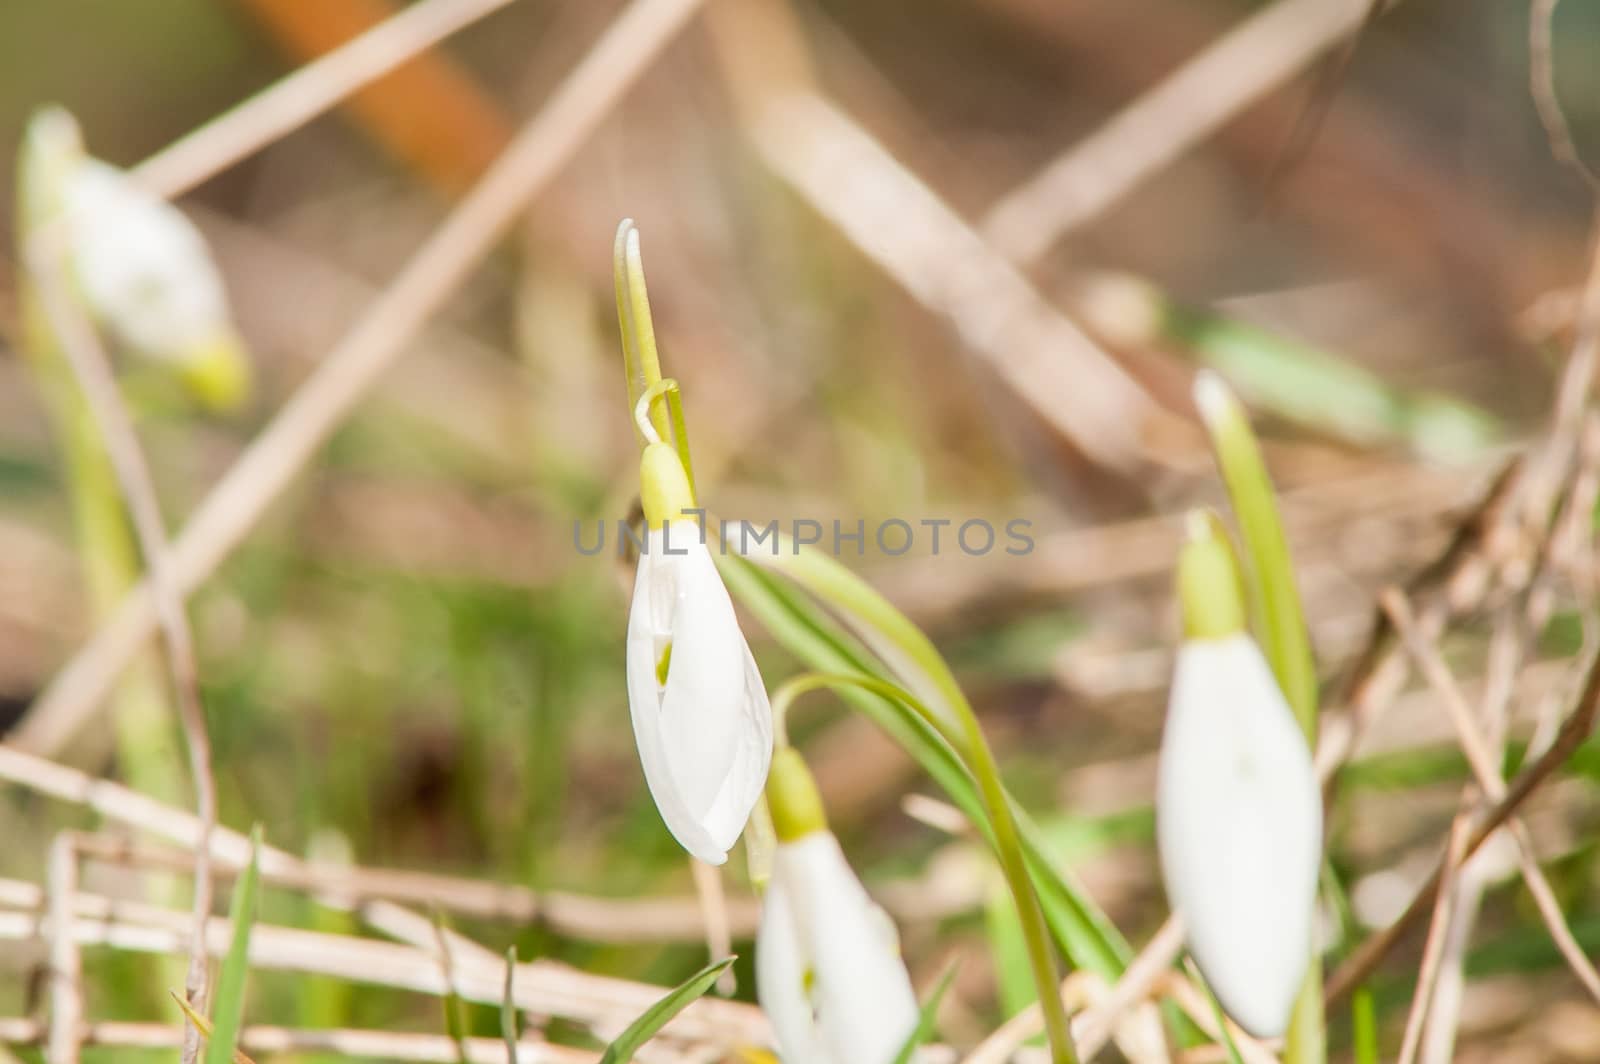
[22,107,251,412]
[1156,517,1321,1037]
[756,749,920,1063]
[624,442,772,865]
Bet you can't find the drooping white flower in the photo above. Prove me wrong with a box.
[625,442,772,865]
[757,749,920,1064]
[23,107,250,410]
[1157,629,1322,1037]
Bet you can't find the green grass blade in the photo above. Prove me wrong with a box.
[892,962,960,1064]
[1162,300,1499,461]
[719,556,1131,979]
[502,946,521,1058]
[431,907,470,1064]
[206,825,262,1064]
[598,957,735,1064]
[1351,986,1378,1064]
[170,991,257,1064]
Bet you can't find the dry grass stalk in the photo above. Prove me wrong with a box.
[739,90,1179,476]
[1394,812,1472,1064]
[1326,642,1600,1001]
[981,0,1393,263]
[69,832,764,942]
[132,0,520,200]
[0,1018,598,1063]
[0,896,771,1048]
[45,835,80,1064]
[14,0,707,759]
[1381,589,1600,1005]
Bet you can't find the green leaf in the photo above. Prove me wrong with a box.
[170,991,257,1064]
[985,882,1034,1019]
[719,555,1131,979]
[1209,996,1247,1064]
[892,963,960,1064]
[206,825,262,1064]
[1195,373,1318,738]
[599,957,735,1064]
[1160,299,1498,461]
[1351,986,1378,1064]
[431,907,470,1064]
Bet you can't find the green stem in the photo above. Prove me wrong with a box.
[1196,373,1324,1064]
[772,670,941,749]
[756,545,1078,1064]
[23,289,183,807]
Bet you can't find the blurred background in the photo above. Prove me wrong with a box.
[3,0,1600,1060]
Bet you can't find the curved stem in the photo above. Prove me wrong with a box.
[753,546,1078,1064]
[771,671,933,750]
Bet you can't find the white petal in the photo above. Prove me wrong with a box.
[625,524,773,864]
[1157,635,1322,1037]
[756,879,834,1064]
[65,160,231,358]
[775,833,920,1064]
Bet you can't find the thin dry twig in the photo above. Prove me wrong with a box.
[1529,0,1600,190]
[689,858,736,996]
[131,0,520,199]
[0,893,771,1048]
[45,835,80,1064]
[1255,0,1387,206]
[1166,965,1280,1064]
[68,832,763,943]
[1394,812,1471,1064]
[13,0,707,759]
[1381,588,1600,1005]
[24,231,219,1061]
[0,1017,597,1063]
[1418,610,1520,1064]
[729,89,1178,475]
[980,0,1393,263]
[1326,643,1600,1002]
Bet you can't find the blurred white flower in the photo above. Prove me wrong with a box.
[1157,632,1322,1037]
[625,471,772,864]
[757,818,920,1063]
[23,107,250,410]
[61,158,249,408]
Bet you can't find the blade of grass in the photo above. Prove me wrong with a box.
[893,962,960,1064]
[1185,960,1246,1064]
[720,555,1131,978]
[206,826,262,1064]
[501,946,520,1059]
[1351,986,1377,1064]
[169,992,258,1064]
[431,907,471,1064]
[598,957,735,1064]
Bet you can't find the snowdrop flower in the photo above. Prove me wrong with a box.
[625,441,772,865]
[25,107,250,410]
[757,748,920,1063]
[1156,516,1321,1037]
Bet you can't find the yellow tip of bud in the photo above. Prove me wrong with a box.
[1177,510,1247,641]
[179,331,252,413]
[767,747,827,842]
[640,442,695,528]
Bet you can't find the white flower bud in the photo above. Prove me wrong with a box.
[1157,633,1321,1037]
